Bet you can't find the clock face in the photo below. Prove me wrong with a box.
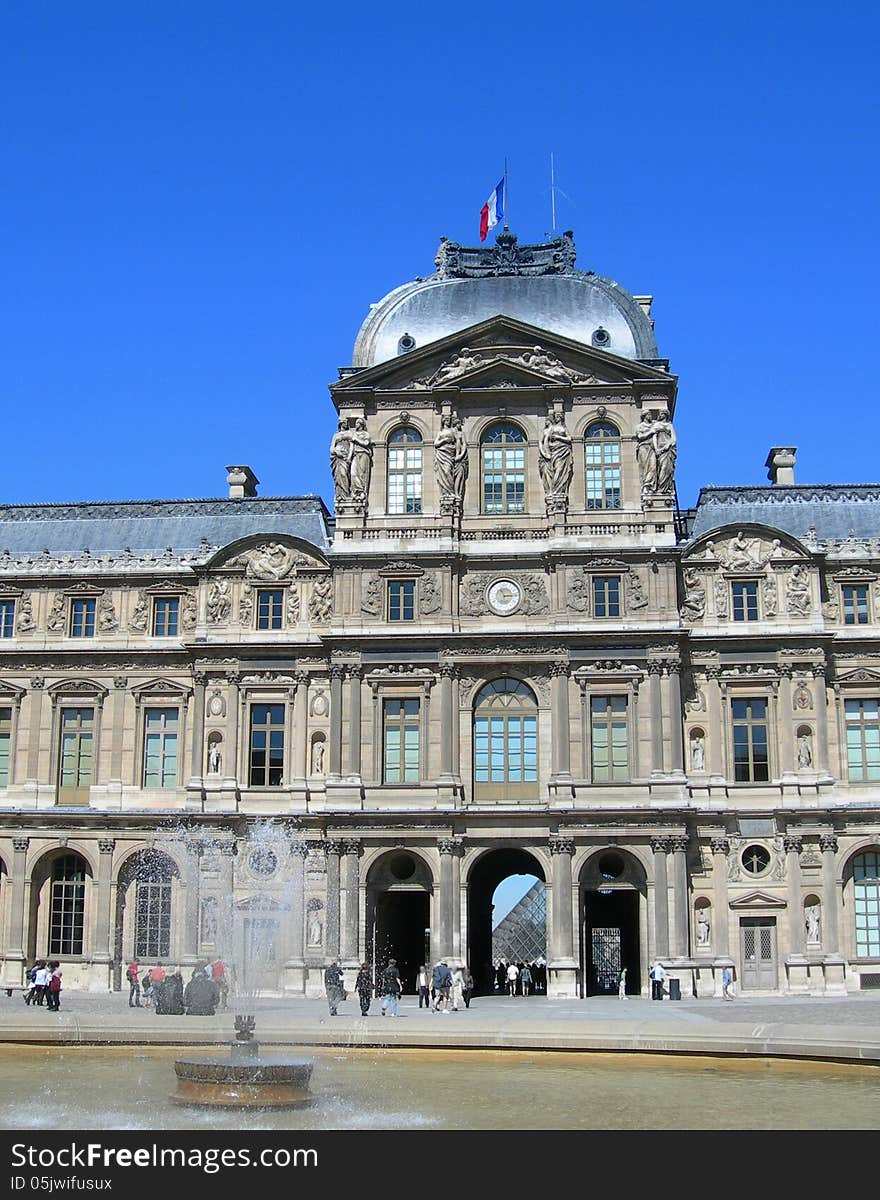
[487,579,522,616]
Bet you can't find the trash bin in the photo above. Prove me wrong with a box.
[668,977,681,1001]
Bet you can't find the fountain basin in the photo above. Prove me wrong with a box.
[171,1054,314,1108]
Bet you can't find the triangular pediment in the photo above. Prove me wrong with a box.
[835,667,880,685]
[729,891,787,910]
[332,314,675,397]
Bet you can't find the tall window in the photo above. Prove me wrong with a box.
[591,696,629,781]
[845,699,880,781]
[388,579,415,621]
[383,698,420,783]
[584,421,622,510]
[249,703,285,787]
[152,596,179,637]
[387,426,423,515]
[593,576,621,618]
[58,707,95,803]
[853,850,880,957]
[256,589,284,630]
[143,708,179,788]
[0,599,14,638]
[732,581,759,622]
[482,423,526,514]
[49,855,86,956]
[0,706,11,786]
[474,678,538,801]
[842,585,869,626]
[70,598,96,638]
[731,698,769,782]
[134,856,173,959]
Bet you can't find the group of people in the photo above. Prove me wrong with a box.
[493,958,545,996]
[23,960,63,1010]
[125,959,229,1015]
[323,958,477,1016]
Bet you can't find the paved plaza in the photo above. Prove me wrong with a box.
[3,990,880,1064]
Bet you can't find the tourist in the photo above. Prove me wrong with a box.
[618,966,628,999]
[141,971,154,1008]
[463,966,474,1009]
[416,964,431,1009]
[432,960,452,1012]
[355,962,373,1016]
[211,958,229,1011]
[520,962,533,997]
[721,965,735,1001]
[506,960,520,997]
[126,961,141,1007]
[324,959,345,1016]
[31,961,51,1007]
[46,962,62,1011]
[23,961,43,1006]
[380,958,402,1017]
[156,970,184,1015]
[650,959,666,1001]
[184,970,220,1016]
[150,962,167,992]
[495,960,507,993]
[450,964,464,1011]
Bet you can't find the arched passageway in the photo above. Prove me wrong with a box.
[366,851,432,993]
[468,848,546,994]
[579,849,646,996]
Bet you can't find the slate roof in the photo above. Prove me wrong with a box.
[690,486,880,543]
[0,496,333,556]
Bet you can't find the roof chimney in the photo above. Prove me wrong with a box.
[226,465,259,499]
[765,447,796,486]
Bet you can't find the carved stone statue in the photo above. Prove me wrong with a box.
[311,740,325,776]
[691,735,706,773]
[805,902,821,945]
[713,577,729,618]
[308,576,333,622]
[762,576,778,617]
[636,410,677,498]
[420,573,441,615]
[538,413,573,504]
[98,595,118,633]
[181,592,198,631]
[361,575,381,616]
[654,414,677,494]
[207,579,231,624]
[797,729,813,769]
[15,593,35,633]
[245,542,295,581]
[238,585,253,627]
[432,348,479,386]
[349,417,373,502]
[47,593,67,631]
[627,572,648,610]
[330,417,352,502]
[696,908,711,946]
[786,565,811,616]
[129,591,149,632]
[307,907,324,947]
[680,569,706,622]
[208,741,222,774]
[635,412,659,495]
[433,414,468,505]
[286,588,300,624]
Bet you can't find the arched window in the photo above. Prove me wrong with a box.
[474,678,538,802]
[852,850,880,957]
[387,426,423,515]
[133,852,174,959]
[481,422,527,514]
[584,421,621,510]
[49,854,87,956]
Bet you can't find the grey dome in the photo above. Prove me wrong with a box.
[352,231,659,367]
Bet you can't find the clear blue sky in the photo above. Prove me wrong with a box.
[3,2,878,510]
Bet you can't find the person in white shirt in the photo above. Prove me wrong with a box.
[33,964,51,1007]
[450,966,465,1011]
[649,959,666,1000]
[506,961,520,997]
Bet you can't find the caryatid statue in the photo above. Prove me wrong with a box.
[348,417,373,502]
[538,412,573,505]
[434,413,468,506]
[636,409,677,498]
[330,417,352,502]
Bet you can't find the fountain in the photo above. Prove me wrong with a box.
[171,1014,314,1108]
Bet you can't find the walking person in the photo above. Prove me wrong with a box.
[432,960,452,1012]
[650,959,666,1000]
[23,961,41,1005]
[32,961,51,1007]
[355,962,373,1016]
[126,961,141,1007]
[463,966,474,1009]
[618,966,628,999]
[450,964,465,1011]
[721,965,735,1000]
[506,960,519,997]
[416,964,431,1009]
[46,962,62,1011]
[380,958,402,1017]
[520,963,533,997]
[324,959,345,1016]
[141,971,154,1008]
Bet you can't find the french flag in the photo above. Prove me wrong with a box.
[479,177,505,242]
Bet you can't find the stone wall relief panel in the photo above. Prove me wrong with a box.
[461,571,549,617]
[307,575,334,623]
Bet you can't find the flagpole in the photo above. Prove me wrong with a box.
[504,157,509,231]
[550,152,557,235]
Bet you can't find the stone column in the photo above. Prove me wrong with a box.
[651,836,670,957]
[550,662,571,779]
[548,836,576,963]
[287,842,308,965]
[182,841,202,962]
[224,672,240,783]
[813,666,829,775]
[820,833,840,954]
[189,672,207,782]
[324,839,341,959]
[92,839,115,967]
[452,841,463,958]
[26,678,45,785]
[437,839,457,958]
[6,837,29,963]
[669,835,689,957]
[329,667,345,777]
[439,663,456,779]
[217,842,237,960]
[778,669,796,775]
[648,663,664,774]
[784,835,804,956]
[710,838,730,958]
[110,678,127,783]
[665,663,684,775]
[293,671,309,781]
[346,667,362,777]
[339,839,361,962]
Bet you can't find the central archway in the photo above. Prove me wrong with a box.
[467,848,546,995]
[365,850,432,994]
[579,849,646,997]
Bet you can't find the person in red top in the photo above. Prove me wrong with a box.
[126,961,141,1007]
[150,963,167,987]
[210,959,229,1011]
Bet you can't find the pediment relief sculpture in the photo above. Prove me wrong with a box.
[728,891,787,910]
[834,667,880,685]
[702,531,781,572]
[419,345,598,390]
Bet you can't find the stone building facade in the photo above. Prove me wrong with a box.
[1,230,878,998]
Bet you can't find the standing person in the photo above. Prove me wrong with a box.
[46,962,62,1011]
[520,963,533,997]
[650,959,666,1000]
[495,960,507,993]
[149,962,167,993]
[450,964,465,1012]
[126,961,141,1008]
[380,958,402,1017]
[211,959,229,1011]
[324,959,345,1016]
[618,966,628,999]
[183,970,219,1016]
[432,960,452,1012]
[355,962,373,1016]
[506,960,519,998]
[463,966,474,1009]
[416,964,431,1009]
[32,961,51,1007]
[141,970,154,1008]
[721,965,735,1001]
[23,961,41,1006]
